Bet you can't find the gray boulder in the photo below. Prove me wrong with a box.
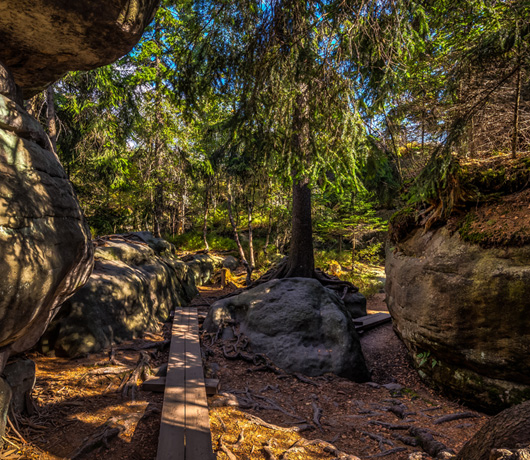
[222,255,239,271]
[0,65,93,369]
[130,231,176,257]
[204,278,370,381]
[342,291,367,318]
[386,226,530,411]
[39,238,197,357]
[187,253,224,285]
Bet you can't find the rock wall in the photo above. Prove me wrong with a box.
[39,236,201,357]
[0,0,159,441]
[386,226,530,412]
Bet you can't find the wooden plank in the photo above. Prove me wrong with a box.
[204,378,220,396]
[185,308,215,460]
[141,376,166,393]
[354,312,391,332]
[157,308,186,460]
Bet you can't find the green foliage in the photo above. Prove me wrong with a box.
[168,231,238,252]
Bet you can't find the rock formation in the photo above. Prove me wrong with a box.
[39,236,198,357]
[0,0,159,441]
[0,0,159,98]
[0,63,94,367]
[386,226,530,412]
[204,277,371,382]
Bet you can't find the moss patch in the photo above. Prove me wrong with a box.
[453,188,530,247]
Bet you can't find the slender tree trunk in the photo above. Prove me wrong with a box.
[384,113,404,183]
[152,19,164,238]
[247,198,255,270]
[178,180,186,235]
[227,184,252,284]
[351,230,356,268]
[203,184,210,252]
[263,210,272,259]
[469,116,476,159]
[511,65,522,159]
[46,85,57,154]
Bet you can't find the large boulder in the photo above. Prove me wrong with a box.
[386,226,530,412]
[0,64,93,368]
[204,278,370,381]
[0,0,159,98]
[39,238,198,357]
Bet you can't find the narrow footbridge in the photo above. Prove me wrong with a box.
[156,307,216,460]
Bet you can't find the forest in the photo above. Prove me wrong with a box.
[1,0,530,459]
[33,0,529,277]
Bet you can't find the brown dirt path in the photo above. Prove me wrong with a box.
[1,285,488,460]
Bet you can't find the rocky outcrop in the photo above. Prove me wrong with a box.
[0,0,159,98]
[39,237,198,357]
[0,63,94,367]
[386,226,530,412]
[204,278,370,382]
[0,0,159,443]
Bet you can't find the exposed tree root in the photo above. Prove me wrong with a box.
[218,437,238,460]
[433,412,479,425]
[365,447,408,458]
[409,426,455,458]
[69,418,124,459]
[221,257,360,301]
[119,351,151,400]
[311,400,323,430]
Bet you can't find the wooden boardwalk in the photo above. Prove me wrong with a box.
[354,312,391,333]
[156,307,215,460]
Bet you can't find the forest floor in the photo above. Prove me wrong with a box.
[1,281,489,460]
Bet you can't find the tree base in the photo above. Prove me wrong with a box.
[248,258,359,294]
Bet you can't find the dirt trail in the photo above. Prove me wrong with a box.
[1,286,487,460]
[200,288,488,460]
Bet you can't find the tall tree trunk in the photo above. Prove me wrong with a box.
[285,79,314,278]
[227,184,252,284]
[203,184,210,252]
[286,179,314,277]
[263,210,272,259]
[511,64,522,159]
[152,19,163,237]
[247,198,255,270]
[46,85,57,154]
[178,179,186,235]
